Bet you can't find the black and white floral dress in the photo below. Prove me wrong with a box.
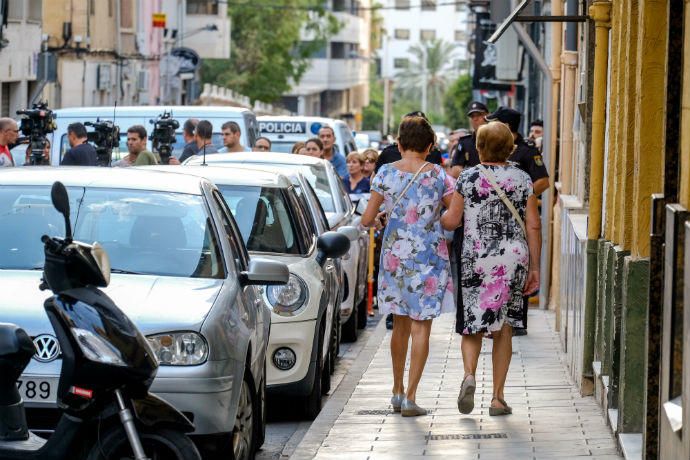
[456,164,533,334]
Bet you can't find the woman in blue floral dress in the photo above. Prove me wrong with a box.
[442,122,541,417]
[362,116,454,417]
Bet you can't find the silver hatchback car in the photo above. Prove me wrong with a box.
[0,167,288,459]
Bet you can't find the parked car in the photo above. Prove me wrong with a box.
[0,167,289,459]
[40,106,260,166]
[149,165,350,418]
[185,152,370,341]
[257,116,357,156]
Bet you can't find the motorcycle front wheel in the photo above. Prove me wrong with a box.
[86,426,201,460]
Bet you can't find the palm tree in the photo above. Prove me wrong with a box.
[395,39,459,115]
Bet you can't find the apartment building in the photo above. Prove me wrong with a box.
[377,0,471,79]
[282,0,372,124]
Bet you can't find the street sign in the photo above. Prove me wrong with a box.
[152,13,166,28]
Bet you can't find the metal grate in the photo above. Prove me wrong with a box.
[426,433,508,440]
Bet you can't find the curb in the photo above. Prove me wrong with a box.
[289,316,389,460]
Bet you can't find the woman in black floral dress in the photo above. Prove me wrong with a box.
[442,121,541,416]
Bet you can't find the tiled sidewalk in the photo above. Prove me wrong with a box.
[290,310,621,460]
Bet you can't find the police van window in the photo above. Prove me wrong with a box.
[60,133,127,164]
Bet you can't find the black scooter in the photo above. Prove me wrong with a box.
[0,182,201,460]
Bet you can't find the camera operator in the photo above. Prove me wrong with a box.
[24,138,50,166]
[195,120,217,155]
[178,118,199,163]
[61,123,97,166]
[0,118,19,167]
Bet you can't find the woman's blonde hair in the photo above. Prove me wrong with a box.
[291,141,305,154]
[346,151,365,164]
[361,148,379,163]
[476,121,515,162]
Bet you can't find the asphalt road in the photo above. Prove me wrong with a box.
[256,313,383,460]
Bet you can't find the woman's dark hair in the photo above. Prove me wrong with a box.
[305,137,323,150]
[397,116,435,153]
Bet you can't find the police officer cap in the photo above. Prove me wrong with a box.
[485,106,522,133]
[466,101,488,116]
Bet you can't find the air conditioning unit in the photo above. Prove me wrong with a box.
[136,70,149,92]
[96,64,111,90]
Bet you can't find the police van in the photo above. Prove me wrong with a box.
[45,106,260,166]
[257,116,357,156]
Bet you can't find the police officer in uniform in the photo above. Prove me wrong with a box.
[449,101,488,178]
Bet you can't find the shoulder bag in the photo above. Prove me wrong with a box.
[478,164,527,237]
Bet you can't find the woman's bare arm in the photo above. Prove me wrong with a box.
[361,191,384,228]
[523,194,541,294]
[440,192,464,230]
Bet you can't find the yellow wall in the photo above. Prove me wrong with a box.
[42,0,119,52]
[679,3,690,208]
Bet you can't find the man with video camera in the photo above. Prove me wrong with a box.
[0,118,19,167]
[61,123,97,166]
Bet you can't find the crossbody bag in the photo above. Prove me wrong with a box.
[478,164,527,237]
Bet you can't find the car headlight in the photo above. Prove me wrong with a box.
[147,332,208,366]
[71,328,126,366]
[266,273,308,316]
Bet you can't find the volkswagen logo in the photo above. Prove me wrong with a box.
[33,334,61,363]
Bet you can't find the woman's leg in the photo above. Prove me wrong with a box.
[491,323,513,406]
[390,314,411,395]
[461,333,483,377]
[406,319,433,402]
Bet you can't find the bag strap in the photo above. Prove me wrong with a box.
[478,164,527,237]
[387,162,429,220]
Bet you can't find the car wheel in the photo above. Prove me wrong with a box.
[86,426,201,460]
[303,327,324,419]
[256,364,267,450]
[357,297,368,329]
[329,315,339,375]
[341,304,358,343]
[321,349,332,395]
[232,374,255,460]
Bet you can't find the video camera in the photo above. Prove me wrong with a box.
[149,111,179,165]
[85,119,120,167]
[16,101,56,166]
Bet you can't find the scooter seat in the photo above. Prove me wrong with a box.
[0,324,35,361]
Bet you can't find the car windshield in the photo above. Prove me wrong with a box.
[0,185,224,278]
[262,163,335,213]
[218,185,303,255]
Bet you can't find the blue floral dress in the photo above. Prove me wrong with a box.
[457,164,533,333]
[371,163,455,320]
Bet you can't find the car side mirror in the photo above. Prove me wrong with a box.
[337,225,359,242]
[240,258,289,286]
[50,181,72,241]
[315,232,350,267]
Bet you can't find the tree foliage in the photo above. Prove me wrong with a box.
[443,74,473,129]
[202,2,340,103]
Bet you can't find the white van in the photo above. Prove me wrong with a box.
[46,106,260,166]
[257,116,357,157]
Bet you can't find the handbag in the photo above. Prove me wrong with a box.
[385,162,429,222]
[478,165,527,237]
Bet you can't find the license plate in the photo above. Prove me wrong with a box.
[16,377,58,403]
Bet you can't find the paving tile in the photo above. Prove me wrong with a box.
[291,311,622,459]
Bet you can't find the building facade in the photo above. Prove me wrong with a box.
[377,0,470,80]
[0,0,229,111]
[282,0,372,124]
[0,0,43,117]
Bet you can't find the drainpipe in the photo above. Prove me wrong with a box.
[586,1,612,241]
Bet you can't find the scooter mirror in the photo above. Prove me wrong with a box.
[51,181,73,241]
